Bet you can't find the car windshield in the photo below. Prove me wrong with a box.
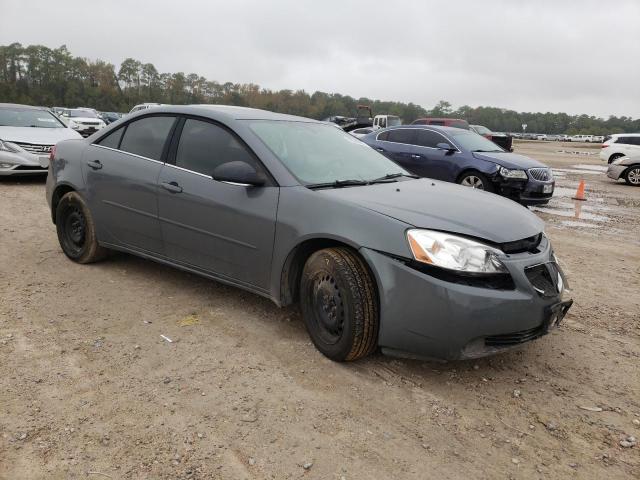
[249,121,410,185]
[449,130,504,152]
[0,108,65,128]
[388,116,401,126]
[69,109,98,118]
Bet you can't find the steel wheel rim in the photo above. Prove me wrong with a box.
[461,175,484,189]
[63,206,86,255]
[310,273,345,345]
[628,168,640,184]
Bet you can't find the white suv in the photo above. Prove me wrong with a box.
[600,133,640,163]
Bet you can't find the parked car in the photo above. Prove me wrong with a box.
[46,105,571,362]
[606,154,640,186]
[535,134,548,141]
[569,134,594,142]
[100,112,123,124]
[60,108,106,137]
[349,127,375,138]
[470,125,513,151]
[556,134,570,142]
[128,103,165,114]
[592,135,604,143]
[361,125,554,205]
[0,103,81,176]
[599,133,640,163]
[411,117,470,129]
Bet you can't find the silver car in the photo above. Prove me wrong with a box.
[607,155,640,186]
[0,103,81,176]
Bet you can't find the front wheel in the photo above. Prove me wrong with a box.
[624,166,640,186]
[300,248,379,361]
[56,191,108,263]
[458,171,495,192]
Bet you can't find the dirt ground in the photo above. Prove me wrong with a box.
[1,141,639,479]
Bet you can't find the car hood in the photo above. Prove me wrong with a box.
[0,126,81,144]
[472,151,546,169]
[318,178,543,243]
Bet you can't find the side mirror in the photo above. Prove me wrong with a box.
[436,142,456,153]
[212,161,266,187]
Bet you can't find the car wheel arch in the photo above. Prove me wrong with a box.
[456,167,496,184]
[609,153,624,164]
[279,237,378,307]
[51,183,77,224]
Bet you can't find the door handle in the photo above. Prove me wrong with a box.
[376,147,385,152]
[161,181,183,193]
[411,154,421,159]
[87,160,102,170]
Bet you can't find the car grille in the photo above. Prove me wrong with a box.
[525,262,562,297]
[485,324,545,347]
[13,142,54,154]
[528,167,553,181]
[79,121,100,126]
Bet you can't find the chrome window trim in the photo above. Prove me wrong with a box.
[162,162,214,179]
[91,144,164,165]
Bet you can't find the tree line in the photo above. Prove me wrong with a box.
[1,43,638,135]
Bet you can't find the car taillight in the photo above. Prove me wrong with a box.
[49,145,56,162]
[601,144,607,148]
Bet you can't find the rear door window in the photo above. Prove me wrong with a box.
[175,119,259,176]
[119,116,176,161]
[387,128,417,145]
[416,129,451,148]
[96,127,124,149]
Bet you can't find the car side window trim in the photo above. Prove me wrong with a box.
[376,128,460,152]
[165,114,278,186]
[91,144,165,165]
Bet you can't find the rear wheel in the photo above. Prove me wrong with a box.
[56,191,107,263]
[624,166,640,186]
[299,247,378,361]
[609,153,624,164]
[458,171,495,192]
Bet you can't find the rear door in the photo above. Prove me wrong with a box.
[375,128,417,169]
[85,115,177,254]
[157,117,279,290]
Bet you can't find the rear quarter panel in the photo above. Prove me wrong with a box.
[46,139,89,215]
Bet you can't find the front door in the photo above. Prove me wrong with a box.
[84,115,177,254]
[157,118,279,290]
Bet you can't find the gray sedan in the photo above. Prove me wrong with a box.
[46,105,572,362]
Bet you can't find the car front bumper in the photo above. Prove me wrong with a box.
[496,177,554,206]
[607,164,626,180]
[361,236,570,361]
[0,150,49,176]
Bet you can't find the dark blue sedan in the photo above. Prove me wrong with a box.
[361,125,554,205]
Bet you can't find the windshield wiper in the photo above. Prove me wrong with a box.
[371,172,419,182]
[306,179,369,190]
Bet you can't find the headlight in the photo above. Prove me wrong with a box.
[0,139,18,153]
[69,121,80,130]
[407,229,507,274]
[499,166,528,179]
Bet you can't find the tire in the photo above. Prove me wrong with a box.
[56,191,108,263]
[458,171,495,193]
[624,166,640,186]
[608,153,624,164]
[300,247,378,361]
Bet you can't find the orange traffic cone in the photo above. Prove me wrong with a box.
[572,179,587,201]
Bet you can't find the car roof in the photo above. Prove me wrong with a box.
[611,133,640,137]
[377,124,465,134]
[140,104,319,124]
[0,103,49,111]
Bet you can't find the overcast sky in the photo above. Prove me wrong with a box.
[2,0,639,118]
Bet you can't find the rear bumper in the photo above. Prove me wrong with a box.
[361,238,569,361]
